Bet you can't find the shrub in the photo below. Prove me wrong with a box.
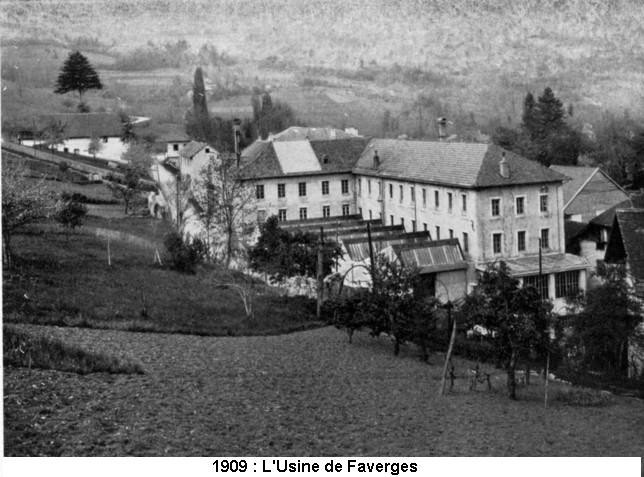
[163,230,207,273]
[554,387,614,407]
[54,193,87,232]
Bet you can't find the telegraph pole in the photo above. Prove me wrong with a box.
[316,226,324,319]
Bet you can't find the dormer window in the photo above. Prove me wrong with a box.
[205,147,210,154]
[323,155,329,164]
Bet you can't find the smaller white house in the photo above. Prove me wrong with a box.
[21,113,149,163]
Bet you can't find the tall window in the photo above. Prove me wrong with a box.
[410,186,415,203]
[462,232,469,252]
[401,217,405,228]
[423,223,428,232]
[342,204,350,216]
[341,179,349,194]
[277,183,285,198]
[422,189,427,207]
[517,230,526,252]
[449,229,454,238]
[555,271,579,298]
[390,215,394,225]
[524,275,549,299]
[369,210,373,220]
[399,185,403,203]
[461,194,467,213]
[357,178,361,196]
[322,205,330,217]
[435,226,440,239]
[434,190,440,208]
[278,209,287,221]
[412,220,416,231]
[255,184,264,200]
[491,198,501,216]
[448,192,453,212]
[358,207,363,217]
[515,196,525,215]
[492,232,503,254]
[321,181,329,195]
[299,207,307,220]
[368,179,372,195]
[298,182,307,197]
[389,183,393,199]
[540,194,549,213]
[540,228,549,249]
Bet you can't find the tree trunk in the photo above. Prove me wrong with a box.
[3,231,13,268]
[226,225,234,268]
[506,350,518,400]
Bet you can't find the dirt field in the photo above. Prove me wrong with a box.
[4,324,643,456]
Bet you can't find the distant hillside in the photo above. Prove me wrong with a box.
[2,0,644,131]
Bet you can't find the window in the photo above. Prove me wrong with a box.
[435,226,440,240]
[173,143,179,151]
[321,181,329,195]
[492,233,503,254]
[422,189,427,207]
[461,194,467,213]
[358,178,362,196]
[423,223,428,232]
[278,209,287,221]
[411,186,415,203]
[434,190,440,208]
[342,204,350,216]
[277,183,286,198]
[389,183,393,199]
[399,185,403,203]
[255,184,264,200]
[412,220,416,232]
[257,210,267,223]
[540,194,549,213]
[540,228,549,249]
[102,136,108,143]
[515,196,525,215]
[298,182,307,197]
[524,275,549,299]
[368,179,372,195]
[400,217,405,229]
[299,207,307,220]
[322,205,330,217]
[517,230,526,252]
[369,210,373,220]
[390,215,394,226]
[359,207,363,217]
[491,198,501,217]
[449,229,454,238]
[341,179,349,194]
[378,181,382,199]
[555,271,579,298]
[448,192,453,212]
[462,232,469,252]
[205,147,210,153]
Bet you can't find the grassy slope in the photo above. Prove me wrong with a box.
[2,0,643,135]
[2,218,321,337]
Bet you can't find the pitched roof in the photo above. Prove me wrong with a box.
[549,165,597,205]
[589,199,632,227]
[565,220,589,243]
[35,113,124,138]
[271,126,358,141]
[179,141,209,159]
[484,253,589,277]
[152,123,191,143]
[353,140,566,188]
[391,239,468,274]
[608,209,644,282]
[240,137,368,179]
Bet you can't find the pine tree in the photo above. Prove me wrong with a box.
[534,87,565,139]
[521,92,538,139]
[187,67,212,142]
[54,51,102,104]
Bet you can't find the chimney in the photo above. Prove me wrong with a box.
[437,117,448,141]
[499,151,510,178]
[373,150,380,169]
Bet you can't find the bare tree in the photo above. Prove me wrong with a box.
[87,134,102,158]
[2,162,54,266]
[192,152,255,267]
[107,143,153,214]
[211,268,258,320]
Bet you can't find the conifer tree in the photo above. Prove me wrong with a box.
[54,51,103,104]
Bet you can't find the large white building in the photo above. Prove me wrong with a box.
[242,134,589,312]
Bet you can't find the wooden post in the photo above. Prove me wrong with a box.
[316,226,324,319]
[107,237,111,266]
[439,308,456,396]
[544,351,550,409]
[367,222,376,290]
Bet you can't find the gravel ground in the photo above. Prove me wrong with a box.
[4,324,644,456]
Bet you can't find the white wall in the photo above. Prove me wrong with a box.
[23,137,129,163]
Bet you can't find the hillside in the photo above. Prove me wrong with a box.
[2,0,644,135]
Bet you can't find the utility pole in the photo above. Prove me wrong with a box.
[539,237,550,410]
[316,226,324,319]
[367,222,376,290]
